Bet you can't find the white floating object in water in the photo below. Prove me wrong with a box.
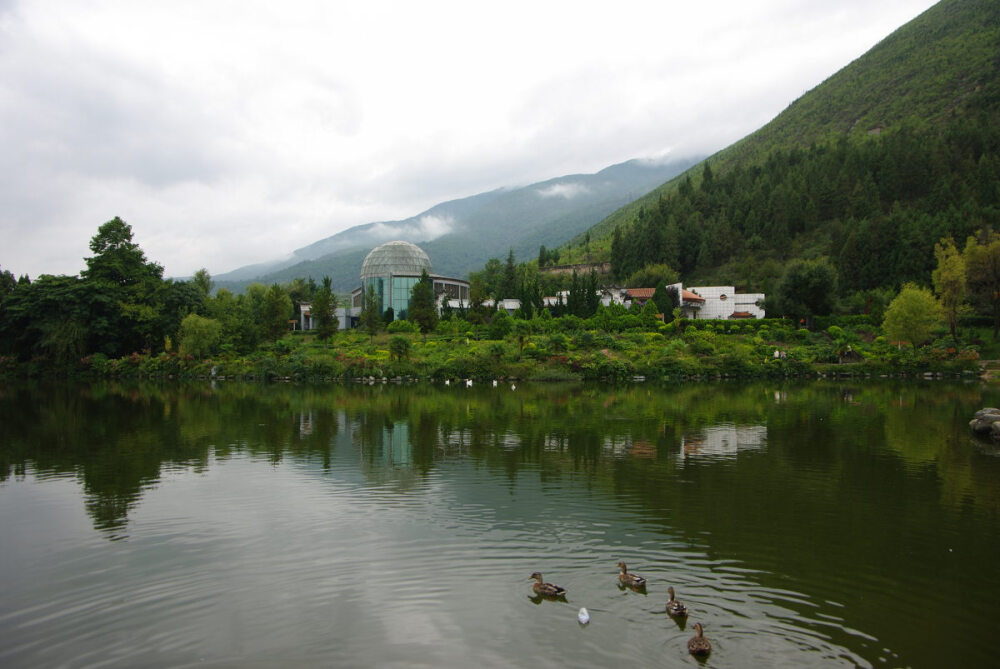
[578,607,590,624]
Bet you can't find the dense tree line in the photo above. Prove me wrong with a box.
[0,218,344,366]
[609,114,1000,296]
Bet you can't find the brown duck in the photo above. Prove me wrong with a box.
[616,561,647,589]
[529,571,567,597]
[666,586,688,617]
[687,622,712,657]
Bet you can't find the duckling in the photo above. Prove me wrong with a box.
[616,561,647,589]
[529,571,567,597]
[687,622,711,657]
[666,586,688,617]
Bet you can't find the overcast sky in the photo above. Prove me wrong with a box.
[0,0,938,279]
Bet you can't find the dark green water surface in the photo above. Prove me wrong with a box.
[1,380,998,668]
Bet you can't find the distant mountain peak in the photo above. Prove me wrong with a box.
[212,155,701,291]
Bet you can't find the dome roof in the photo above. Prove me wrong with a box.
[360,240,432,279]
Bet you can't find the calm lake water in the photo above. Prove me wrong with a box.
[1,379,999,668]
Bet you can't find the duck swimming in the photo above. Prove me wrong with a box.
[687,622,711,657]
[529,572,567,597]
[616,561,647,589]
[666,586,688,617]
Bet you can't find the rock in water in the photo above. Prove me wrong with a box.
[969,408,1000,436]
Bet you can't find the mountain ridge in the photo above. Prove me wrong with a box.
[214,156,701,292]
[580,0,1000,259]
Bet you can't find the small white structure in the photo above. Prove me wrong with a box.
[299,302,314,331]
[441,297,522,315]
[685,286,765,320]
[481,298,522,316]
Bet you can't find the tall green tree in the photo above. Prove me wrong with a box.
[652,282,676,323]
[499,249,517,300]
[773,259,838,328]
[882,284,942,349]
[640,299,661,329]
[207,288,259,353]
[964,229,1000,339]
[312,276,339,341]
[409,269,439,334]
[80,217,170,354]
[82,217,163,287]
[0,266,15,301]
[192,268,213,297]
[260,284,292,342]
[179,314,222,358]
[932,237,967,341]
[359,284,382,343]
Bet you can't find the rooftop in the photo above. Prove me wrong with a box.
[360,240,432,279]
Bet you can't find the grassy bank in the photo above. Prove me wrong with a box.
[5,317,988,383]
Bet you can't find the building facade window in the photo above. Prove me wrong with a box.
[391,276,419,318]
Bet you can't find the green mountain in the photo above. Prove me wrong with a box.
[581,0,1000,297]
[214,157,700,293]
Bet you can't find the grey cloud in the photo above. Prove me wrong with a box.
[0,36,231,189]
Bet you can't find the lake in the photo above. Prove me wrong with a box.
[1,379,998,668]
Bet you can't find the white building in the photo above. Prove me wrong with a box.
[683,286,765,320]
[607,284,764,319]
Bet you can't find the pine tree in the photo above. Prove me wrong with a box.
[409,269,439,334]
[499,249,517,299]
[313,276,338,341]
[360,284,381,343]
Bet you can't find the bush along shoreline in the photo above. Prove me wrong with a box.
[2,317,986,384]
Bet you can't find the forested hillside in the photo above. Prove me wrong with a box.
[579,0,1000,301]
[610,116,999,291]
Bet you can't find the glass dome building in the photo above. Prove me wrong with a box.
[360,240,432,279]
[350,241,470,320]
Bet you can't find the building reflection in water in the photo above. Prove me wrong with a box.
[299,411,314,437]
[681,424,767,459]
[381,422,412,467]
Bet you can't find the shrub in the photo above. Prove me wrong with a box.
[683,328,717,355]
[387,319,420,334]
[488,311,513,339]
[389,336,411,361]
[547,333,568,353]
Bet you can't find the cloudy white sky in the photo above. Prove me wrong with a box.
[0,0,938,279]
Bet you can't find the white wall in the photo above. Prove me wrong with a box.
[688,286,765,319]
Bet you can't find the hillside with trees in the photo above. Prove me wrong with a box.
[566,0,999,316]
